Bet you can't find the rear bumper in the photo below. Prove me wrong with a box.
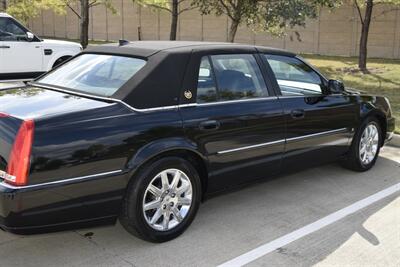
[0,170,129,234]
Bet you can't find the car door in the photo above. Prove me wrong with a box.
[179,49,286,193]
[0,17,42,75]
[261,54,357,170]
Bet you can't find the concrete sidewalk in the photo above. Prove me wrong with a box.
[0,146,399,267]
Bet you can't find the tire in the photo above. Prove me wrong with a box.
[342,117,382,172]
[120,157,201,242]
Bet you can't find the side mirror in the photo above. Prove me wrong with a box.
[26,32,35,42]
[328,79,345,94]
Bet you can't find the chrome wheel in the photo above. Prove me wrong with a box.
[359,123,379,165]
[142,168,193,231]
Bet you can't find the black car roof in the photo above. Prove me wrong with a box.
[84,41,296,58]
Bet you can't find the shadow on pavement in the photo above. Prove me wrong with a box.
[0,148,399,267]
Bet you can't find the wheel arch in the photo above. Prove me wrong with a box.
[360,107,387,147]
[45,51,75,70]
[51,55,73,69]
[126,138,209,199]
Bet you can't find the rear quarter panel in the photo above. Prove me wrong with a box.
[29,105,184,185]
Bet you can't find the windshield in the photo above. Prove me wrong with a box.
[37,54,146,97]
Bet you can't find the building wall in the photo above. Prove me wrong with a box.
[28,2,400,59]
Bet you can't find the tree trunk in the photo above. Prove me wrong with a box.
[358,0,373,72]
[80,0,89,49]
[228,19,239,43]
[0,0,6,11]
[170,0,178,40]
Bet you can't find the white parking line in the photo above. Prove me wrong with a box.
[218,182,400,267]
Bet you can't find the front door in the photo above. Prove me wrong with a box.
[0,17,42,76]
[180,51,286,193]
[262,54,357,170]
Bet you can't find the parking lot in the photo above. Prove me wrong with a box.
[0,128,398,267]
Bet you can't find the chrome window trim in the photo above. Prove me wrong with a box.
[0,170,123,190]
[278,94,325,99]
[30,82,142,111]
[30,84,279,112]
[277,94,346,99]
[195,96,278,107]
[216,128,349,155]
[30,82,189,113]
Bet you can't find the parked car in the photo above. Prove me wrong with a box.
[0,13,81,81]
[0,41,395,242]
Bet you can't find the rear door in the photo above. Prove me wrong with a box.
[261,54,357,170]
[180,48,286,193]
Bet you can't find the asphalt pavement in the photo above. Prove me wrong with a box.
[0,146,399,267]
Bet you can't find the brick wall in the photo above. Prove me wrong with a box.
[28,2,400,59]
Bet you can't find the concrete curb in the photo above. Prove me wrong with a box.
[389,134,400,148]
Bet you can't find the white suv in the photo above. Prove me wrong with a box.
[0,13,82,81]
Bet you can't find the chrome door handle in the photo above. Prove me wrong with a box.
[291,109,305,119]
[199,120,220,131]
[0,45,10,49]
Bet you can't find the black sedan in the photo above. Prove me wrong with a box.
[0,41,395,242]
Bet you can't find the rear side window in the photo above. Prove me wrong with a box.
[37,54,146,97]
[264,55,323,96]
[196,54,268,103]
[197,57,218,103]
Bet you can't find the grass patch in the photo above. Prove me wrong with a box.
[302,54,399,133]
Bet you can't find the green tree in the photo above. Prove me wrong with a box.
[136,0,196,40]
[6,0,64,23]
[193,0,338,43]
[63,0,115,48]
[353,0,400,71]
[6,0,115,48]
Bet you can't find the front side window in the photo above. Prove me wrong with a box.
[37,54,146,97]
[264,55,324,96]
[0,18,27,41]
[196,54,268,103]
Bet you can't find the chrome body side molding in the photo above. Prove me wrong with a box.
[0,170,124,190]
[217,128,349,155]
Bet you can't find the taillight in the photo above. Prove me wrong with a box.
[5,119,35,186]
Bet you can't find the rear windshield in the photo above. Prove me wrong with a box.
[37,54,146,97]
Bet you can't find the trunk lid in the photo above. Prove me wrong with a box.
[0,86,112,120]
